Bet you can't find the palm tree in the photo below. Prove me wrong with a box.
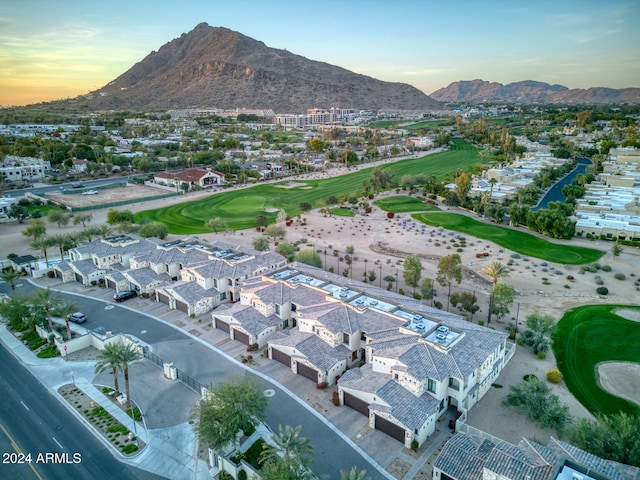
[48,234,73,260]
[479,191,490,219]
[118,343,143,409]
[34,287,60,334]
[95,342,124,394]
[261,424,314,469]
[481,261,510,324]
[51,301,77,341]
[0,268,21,291]
[96,225,113,238]
[30,236,52,268]
[341,467,370,480]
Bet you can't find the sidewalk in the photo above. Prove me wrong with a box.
[0,324,210,480]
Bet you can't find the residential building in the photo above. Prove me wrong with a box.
[210,263,514,449]
[154,168,225,190]
[433,432,640,480]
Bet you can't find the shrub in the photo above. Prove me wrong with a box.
[537,351,547,360]
[332,391,340,406]
[614,273,626,281]
[523,374,538,382]
[121,444,139,454]
[596,286,609,295]
[37,344,60,358]
[546,369,563,384]
[600,265,612,272]
[411,439,419,451]
[316,382,328,390]
[386,212,394,219]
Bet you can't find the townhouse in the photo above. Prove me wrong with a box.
[210,263,513,449]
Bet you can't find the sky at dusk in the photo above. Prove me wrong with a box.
[1,0,639,107]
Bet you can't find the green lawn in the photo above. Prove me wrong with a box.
[412,212,604,264]
[552,305,640,416]
[373,195,440,213]
[136,140,482,234]
[328,207,355,217]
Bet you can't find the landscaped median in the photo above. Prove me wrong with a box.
[412,212,604,264]
[58,384,145,456]
[552,304,640,416]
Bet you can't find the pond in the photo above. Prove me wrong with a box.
[531,157,592,211]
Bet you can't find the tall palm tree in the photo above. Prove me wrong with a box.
[481,261,510,324]
[51,301,77,341]
[0,268,21,291]
[30,236,52,268]
[96,225,113,239]
[95,342,124,394]
[261,424,314,469]
[118,343,143,409]
[48,234,73,261]
[34,287,60,334]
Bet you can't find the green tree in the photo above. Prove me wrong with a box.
[8,204,30,223]
[436,254,462,311]
[193,375,268,448]
[420,278,434,305]
[481,261,510,324]
[100,342,142,409]
[568,413,640,467]
[521,312,556,355]
[205,217,229,233]
[450,291,479,317]
[0,268,21,291]
[294,249,322,268]
[22,219,47,240]
[106,209,135,225]
[252,237,270,252]
[308,137,325,153]
[277,208,288,224]
[47,209,71,228]
[138,221,169,239]
[73,213,93,228]
[260,456,314,480]
[491,283,515,321]
[454,171,471,204]
[403,255,423,295]
[48,233,73,260]
[265,225,286,241]
[255,214,268,228]
[276,242,296,260]
[612,243,623,258]
[0,295,33,330]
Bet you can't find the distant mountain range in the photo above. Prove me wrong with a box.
[430,79,640,105]
[87,23,439,113]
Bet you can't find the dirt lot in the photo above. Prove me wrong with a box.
[45,184,172,208]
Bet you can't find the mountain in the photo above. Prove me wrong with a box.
[87,23,439,113]
[430,79,640,105]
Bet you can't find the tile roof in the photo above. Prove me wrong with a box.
[161,281,217,304]
[123,267,171,287]
[269,329,350,371]
[71,259,104,275]
[370,380,439,430]
[433,433,495,480]
[221,303,281,335]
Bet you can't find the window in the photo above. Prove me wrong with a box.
[275,304,280,314]
[427,379,436,393]
[220,292,226,300]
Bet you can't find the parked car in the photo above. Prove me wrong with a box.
[70,183,85,189]
[68,312,87,324]
[82,190,98,195]
[113,291,137,302]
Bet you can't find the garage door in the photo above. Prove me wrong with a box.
[176,300,189,313]
[343,392,369,416]
[296,362,318,382]
[157,292,171,305]
[214,317,230,333]
[233,329,250,345]
[74,272,83,283]
[106,278,116,289]
[271,348,291,367]
[375,415,405,443]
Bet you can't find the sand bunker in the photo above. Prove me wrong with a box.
[597,361,640,407]
[614,308,640,322]
[273,181,308,189]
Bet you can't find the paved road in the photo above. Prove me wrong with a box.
[0,342,165,480]
[9,281,390,480]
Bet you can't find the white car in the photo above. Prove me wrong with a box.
[82,190,98,195]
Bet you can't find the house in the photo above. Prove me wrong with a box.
[433,432,640,480]
[154,168,225,190]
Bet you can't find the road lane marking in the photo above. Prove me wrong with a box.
[52,436,64,450]
[0,421,45,480]
[20,400,30,411]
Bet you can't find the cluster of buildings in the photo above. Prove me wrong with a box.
[1,155,52,183]
[274,108,372,128]
[574,148,640,241]
[48,232,513,451]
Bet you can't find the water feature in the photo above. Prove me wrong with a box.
[531,157,592,211]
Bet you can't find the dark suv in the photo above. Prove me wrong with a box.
[68,312,87,324]
[113,291,137,302]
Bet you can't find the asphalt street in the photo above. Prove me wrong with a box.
[5,280,390,480]
[0,341,167,480]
